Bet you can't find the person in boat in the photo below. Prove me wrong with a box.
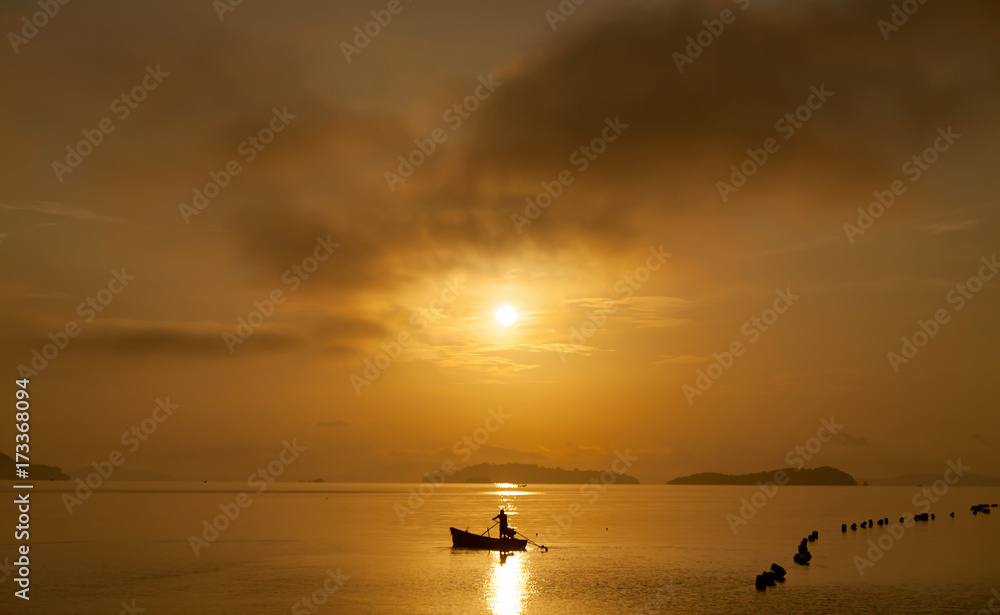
[493,509,510,539]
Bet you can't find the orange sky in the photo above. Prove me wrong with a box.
[1,0,998,483]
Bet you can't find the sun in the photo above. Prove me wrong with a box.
[495,305,518,327]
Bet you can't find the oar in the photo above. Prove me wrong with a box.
[481,522,499,537]
[515,531,548,552]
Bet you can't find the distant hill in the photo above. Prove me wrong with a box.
[450,462,639,485]
[1,452,69,480]
[68,466,175,481]
[321,461,444,483]
[667,466,857,486]
[865,472,1000,486]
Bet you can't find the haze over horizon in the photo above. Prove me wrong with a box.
[2,0,998,487]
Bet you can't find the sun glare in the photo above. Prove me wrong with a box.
[496,305,518,326]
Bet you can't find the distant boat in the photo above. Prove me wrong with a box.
[450,527,527,551]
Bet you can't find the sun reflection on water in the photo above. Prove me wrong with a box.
[485,551,528,615]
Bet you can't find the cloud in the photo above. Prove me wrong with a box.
[653,354,706,365]
[565,441,607,462]
[7,315,385,357]
[0,202,121,223]
[920,219,979,234]
[563,295,688,328]
[75,320,297,356]
[840,432,870,447]
[617,296,690,328]
[433,0,1000,237]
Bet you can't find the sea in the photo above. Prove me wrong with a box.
[1,482,998,614]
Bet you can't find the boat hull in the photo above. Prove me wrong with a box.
[450,527,527,551]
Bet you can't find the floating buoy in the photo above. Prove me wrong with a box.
[755,574,767,591]
[842,523,847,532]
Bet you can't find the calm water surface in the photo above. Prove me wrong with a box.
[1,483,998,614]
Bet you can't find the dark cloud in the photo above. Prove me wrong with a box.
[0,313,386,361]
[76,322,298,355]
[840,432,870,447]
[451,0,1000,216]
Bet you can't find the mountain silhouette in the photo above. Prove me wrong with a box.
[449,462,639,485]
[1,451,69,480]
[667,466,857,486]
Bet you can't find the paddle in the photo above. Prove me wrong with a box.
[515,531,548,552]
[481,521,499,537]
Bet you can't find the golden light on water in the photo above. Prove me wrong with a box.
[486,552,528,615]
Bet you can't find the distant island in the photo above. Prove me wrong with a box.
[1,452,69,480]
[67,467,175,482]
[667,466,857,486]
[448,462,639,485]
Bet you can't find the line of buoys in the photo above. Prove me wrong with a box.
[754,534,814,590]
[846,516,889,530]
[755,563,788,590]
[792,531,817,565]
[754,563,787,590]
[759,503,996,592]
[843,503,995,535]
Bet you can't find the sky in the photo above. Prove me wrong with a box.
[1,0,997,484]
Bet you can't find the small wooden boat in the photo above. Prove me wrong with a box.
[450,527,527,551]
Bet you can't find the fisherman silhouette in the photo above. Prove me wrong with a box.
[492,509,510,539]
